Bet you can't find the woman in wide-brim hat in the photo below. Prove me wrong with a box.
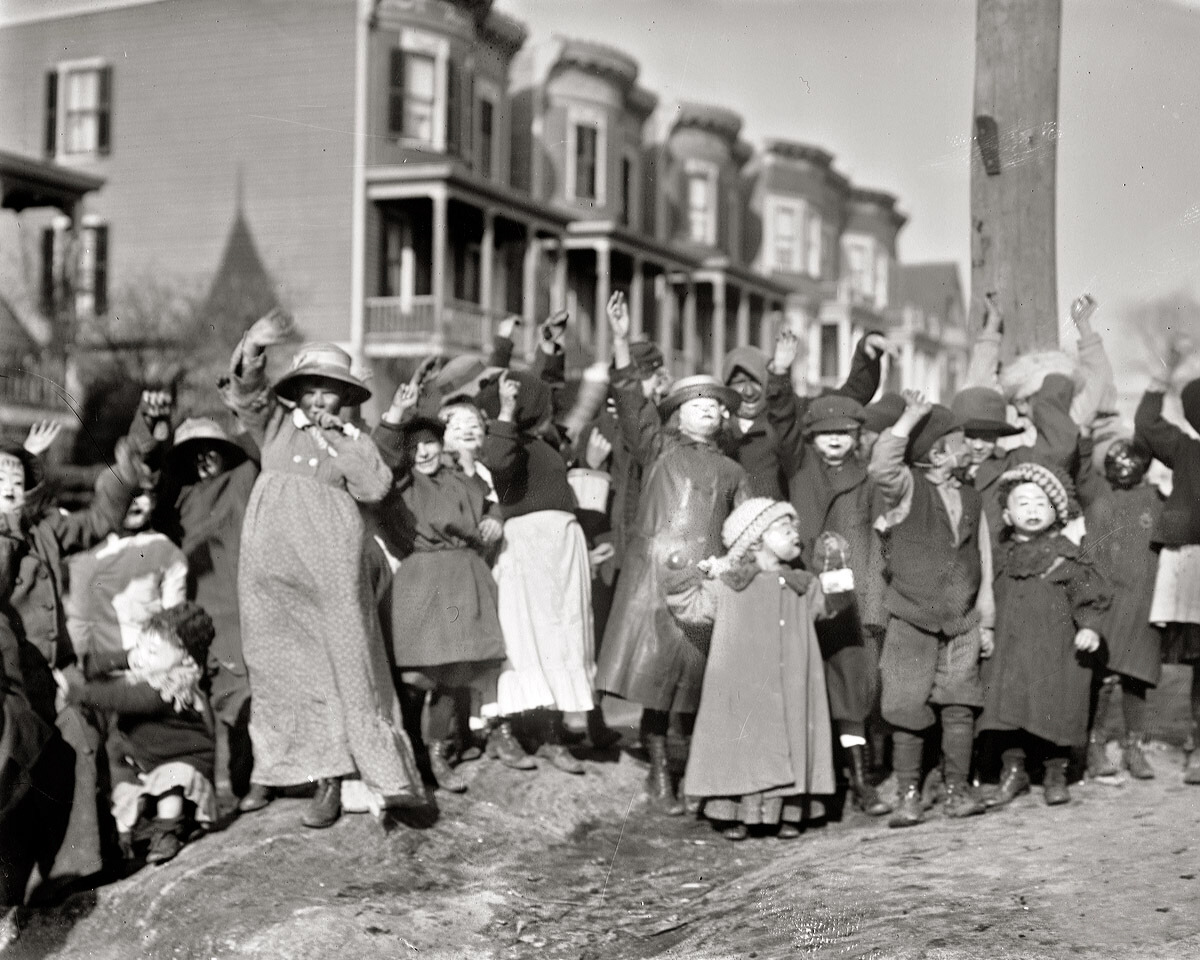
[219,322,422,828]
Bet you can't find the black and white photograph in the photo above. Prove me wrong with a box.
[1,0,1199,956]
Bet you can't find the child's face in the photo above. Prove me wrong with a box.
[0,454,25,516]
[1003,481,1056,536]
[642,368,672,404]
[728,371,765,420]
[122,492,156,532]
[965,433,997,466]
[760,515,802,563]
[296,376,346,419]
[194,443,227,481]
[678,397,724,439]
[813,430,857,465]
[131,627,187,677]
[413,436,443,475]
[442,408,484,454]
[929,430,969,470]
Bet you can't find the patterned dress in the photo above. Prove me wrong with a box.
[221,346,421,802]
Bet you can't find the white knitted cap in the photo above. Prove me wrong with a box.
[722,498,797,561]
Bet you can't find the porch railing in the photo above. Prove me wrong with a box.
[364,296,506,351]
[0,364,69,409]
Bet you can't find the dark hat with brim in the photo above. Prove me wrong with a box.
[951,387,1022,438]
[906,404,962,465]
[434,356,504,403]
[0,443,43,492]
[659,375,740,419]
[167,418,248,471]
[629,340,665,379]
[274,342,371,407]
[862,392,905,434]
[803,395,866,435]
[400,415,445,444]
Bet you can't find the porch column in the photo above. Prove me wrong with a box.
[630,255,645,340]
[522,221,539,355]
[711,275,727,373]
[736,286,750,348]
[683,280,698,375]
[553,237,568,312]
[594,241,611,358]
[655,273,674,369]
[432,188,448,341]
[758,296,774,350]
[480,207,495,312]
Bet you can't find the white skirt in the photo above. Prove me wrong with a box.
[111,761,217,833]
[491,511,596,715]
[1149,545,1200,626]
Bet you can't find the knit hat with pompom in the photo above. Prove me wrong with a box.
[721,498,797,563]
[997,461,1080,527]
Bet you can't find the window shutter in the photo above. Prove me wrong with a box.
[40,228,56,314]
[464,72,474,167]
[446,59,460,156]
[44,70,58,157]
[98,65,112,155]
[93,225,109,315]
[388,49,405,135]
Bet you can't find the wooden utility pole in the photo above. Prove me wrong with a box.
[970,0,1062,358]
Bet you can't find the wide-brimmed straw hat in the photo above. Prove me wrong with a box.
[659,375,740,419]
[168,418,248,472]
[274,342,371,407]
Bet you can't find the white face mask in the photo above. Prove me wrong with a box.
[0,453,26,516]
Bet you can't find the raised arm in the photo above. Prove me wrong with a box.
[1067,294,1113,428]
[963,295,1003,390]
[1134,385,1187,470]
[764,323,808,477]
[835,332,890,406]
[868,390,927,524]
[1028,373,1081,471]
[218,309,296,442]
[606,291,665,466]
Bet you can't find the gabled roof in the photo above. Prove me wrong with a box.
[895,262,964,324]
[201,206,281,345]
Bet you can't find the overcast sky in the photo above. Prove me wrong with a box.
[498,0,1200,340]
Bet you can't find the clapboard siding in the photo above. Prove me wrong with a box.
[0,0,357,341]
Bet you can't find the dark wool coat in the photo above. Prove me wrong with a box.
[595,378,750,713]
[980,534,1110,746]
[1134,388,1200,548]
[1084,485,1164,685]
[667,564,836,800]
[373,422,505,669]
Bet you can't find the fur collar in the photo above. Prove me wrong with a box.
[720,558,815,594]
[1000,532,1078,579]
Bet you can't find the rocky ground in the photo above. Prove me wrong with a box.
[5,683,1200,960]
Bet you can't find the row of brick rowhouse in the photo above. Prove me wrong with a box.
[0,0,968,415]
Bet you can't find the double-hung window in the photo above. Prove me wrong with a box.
[388,49,437,143]
[684,160,718,245]
[45,61,112,159]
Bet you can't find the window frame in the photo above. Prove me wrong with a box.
[47,57,112,161]
[566,106,607,207]
[475,80,500,181]
[387,31,449,149]
[683,158,719,246]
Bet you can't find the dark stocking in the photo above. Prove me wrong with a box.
[892,728,924,789]
[426,689,456,744]
[397,683,430,773]
[640,708,670,740]
[1120,676,1149,736]
[939,705,975,784]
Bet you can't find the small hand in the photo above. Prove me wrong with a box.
[982,293,1003,335]
[310,409,345,432]
[862,333,899,361]
[246,307,296,350]
[478,517,503,545]
[979,627,995,659]
[1074,627,1101,654]
[141,389,175,441]
[588,542,616,571]
[606,291,630,341]
[497,315,522,341]
[411,355,441,389]
[541,309,570,345]
[24,420,63,457]
[389,382,420,418]
[899,388,933,422]
[585,430,613,470]
[1070,293,1097,328]
[498,371,520,420]
[772,322,800,372]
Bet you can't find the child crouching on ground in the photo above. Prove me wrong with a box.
[59,602,217,865]
[665,498,838,841]
[868,391,994,828]
[978,462,1110,808]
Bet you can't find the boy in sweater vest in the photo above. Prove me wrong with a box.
[868,390,995,827]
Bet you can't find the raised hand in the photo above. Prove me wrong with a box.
[585,429,614,470]
[498,371,520,422]
[863,332,900,361]
[541,309,570,345]
[389,382,420,416]
[606,291,630,341]
[245,308,296,352]
[497,315,522,341]
[410,355,441,389]
[982,293,1003,335]
[900,389,932,420]
[23,420,63,457]
[141,389,175,441]
[772,322,799,373]
[1070,293,1097,329]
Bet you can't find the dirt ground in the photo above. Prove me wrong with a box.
[5,704,1200,960]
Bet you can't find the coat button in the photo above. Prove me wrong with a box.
[778,576,786,585]
[308,458,318,467]
[292,455,302,463]
[779,619,786,627]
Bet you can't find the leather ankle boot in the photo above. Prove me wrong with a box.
[888,784,925,828]
[1087,734,1117,778]
[1122,736,1154,780]
[942,778,986,818]
[146,816,185,864]
[429,740,468,792]
[586,707,622,750]
[847,744,889,816]
[644,733,683,815]
[1042,758,1070,805]
[302,778,342,829]
[238,782,273,814]
[486,720,536,770]
[986,755,1030,808]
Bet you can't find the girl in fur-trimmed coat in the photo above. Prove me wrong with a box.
[666,498,838,841]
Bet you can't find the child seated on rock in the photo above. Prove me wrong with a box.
[978,463,1110,808]
[666,498,838,841]
[59,602,217,865]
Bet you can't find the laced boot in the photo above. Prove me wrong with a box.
[428,740,468,793]
[536,711,585,774]
[644,733,684,815]
[1042,758,1071,806]
[485,720,537,770]
[942,778,986,818]
[238,782,273,814]
[847,744,889,816]
[1122,735,1154,780]
[145,816,185,865]
[302,777,342,829]
[1087,734,1117,778]
[888,783,925,828]
[986,754,1031,809]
